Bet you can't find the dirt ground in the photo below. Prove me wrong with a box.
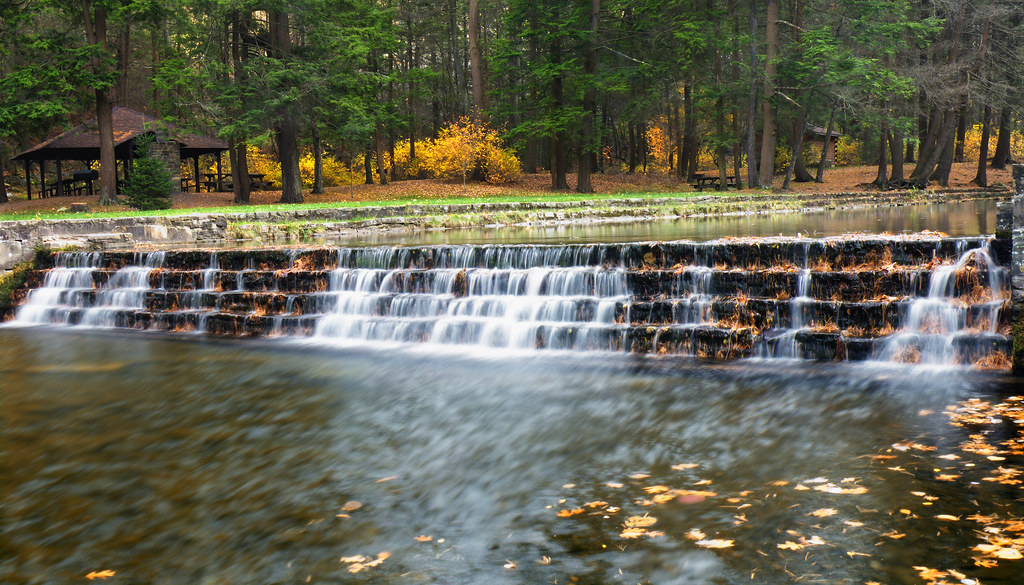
[1,162,1013,216]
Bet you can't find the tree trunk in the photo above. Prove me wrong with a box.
[911,108,956,188]
[230,10,250,204]
[783,111,806,191]
[312,126,324,194]
[576,0,600,193]
[0,147,9,204]
[683,84,697,180]
[873,112,889,189]
[815,101,836,183]
[468,0,485,114]
[374,121,388,185]
[271,11,302,203]
[758,0,778,189]
[932,128,955,186]
[953,105,967,163]
[992,107,1011,169]
[230,139,250,204]
[973,104,991,187]
[83,1,118,204]
[744,0,758,189]
[889,128,904,184]
[628,123,637,173]
[364,150,373,184]
[276,112,303,202]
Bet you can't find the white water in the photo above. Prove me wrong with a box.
[876,243,1007,365]
[9,239,1010,366]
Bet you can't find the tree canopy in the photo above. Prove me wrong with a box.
[2,0,1022,202]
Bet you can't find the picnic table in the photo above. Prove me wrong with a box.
[691,172,736,191]
[43,170,97,198]
[198,172,268,192]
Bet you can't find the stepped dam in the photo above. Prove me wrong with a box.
[7,234,1012,368]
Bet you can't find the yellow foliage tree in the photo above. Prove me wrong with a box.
[418,117,521,184]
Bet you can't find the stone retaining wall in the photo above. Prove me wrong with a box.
[0,190,1006,271]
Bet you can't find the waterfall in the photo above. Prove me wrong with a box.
[7,236,1011,368]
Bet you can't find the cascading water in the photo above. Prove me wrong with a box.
[6,236,1012,368]
[876,243,1007,365]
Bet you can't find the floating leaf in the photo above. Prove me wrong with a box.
[696,539,734,549]
[341,501,362,512]
[994,548,1023,560]
[671,463,700,470]
[644,485,670,494]
[556,508,585,518]
[777,541,804,550]
[414,535,433,542]
[503,560,517,569]
[85,570,116,580]
[685,529,706,541]
[623,515,657,528]
[935,514,960,521]
[810,508,837,518]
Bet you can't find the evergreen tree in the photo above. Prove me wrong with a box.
[122,136,173,210]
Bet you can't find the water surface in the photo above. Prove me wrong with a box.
[335,199,1000,246]
[2,327,1021,584]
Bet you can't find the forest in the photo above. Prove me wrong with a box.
[1,0,1022,206]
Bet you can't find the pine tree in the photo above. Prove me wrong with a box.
[122,136,173,210]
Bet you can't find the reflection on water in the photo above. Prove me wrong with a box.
[337,199,999,246]
[2,327,1021,584]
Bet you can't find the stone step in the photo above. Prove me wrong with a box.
[36,236,1000,272]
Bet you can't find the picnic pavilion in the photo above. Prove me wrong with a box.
[12,107,233,199]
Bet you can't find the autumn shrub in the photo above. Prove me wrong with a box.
[961,125,1024,163]
[392,139,430,179]
[645,123,671,173]
[298,151,353,188]
[774,146,792,175]
[418,118,520,184]
[834,136,862,166]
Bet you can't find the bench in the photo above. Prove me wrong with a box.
[691,173,737,191]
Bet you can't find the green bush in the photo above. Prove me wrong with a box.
[123,136,173,210]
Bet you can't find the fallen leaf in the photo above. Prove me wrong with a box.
[624,515,657,528]
[504,560,517,569]
[414,535,433,542]
[696,539,734,549]
[85,570,116,580]
[913,566,947,581]
[340,555,367,563]
[994,548,1023,560]
[537,556,552,565]
[630,473,650,480]
[341,501,362,512]
[810,508,837,518]
[685,529,706,540]
[375,475,399,483]
[671,463,700,470]
[584,500,608,508]
[556,508,585,518]
[644,485,670,494]
[777,541,804,550]
[935,514,960,521]
[606,482,624,488]
[846,551,871,558]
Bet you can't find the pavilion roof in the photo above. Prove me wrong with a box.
[13,107,228,162]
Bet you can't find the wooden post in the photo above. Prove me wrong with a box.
[193,156,201,192]
[40,160,47,198]
[24,160,31,199]
[56,160,63,196]
[216,152,223,191]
